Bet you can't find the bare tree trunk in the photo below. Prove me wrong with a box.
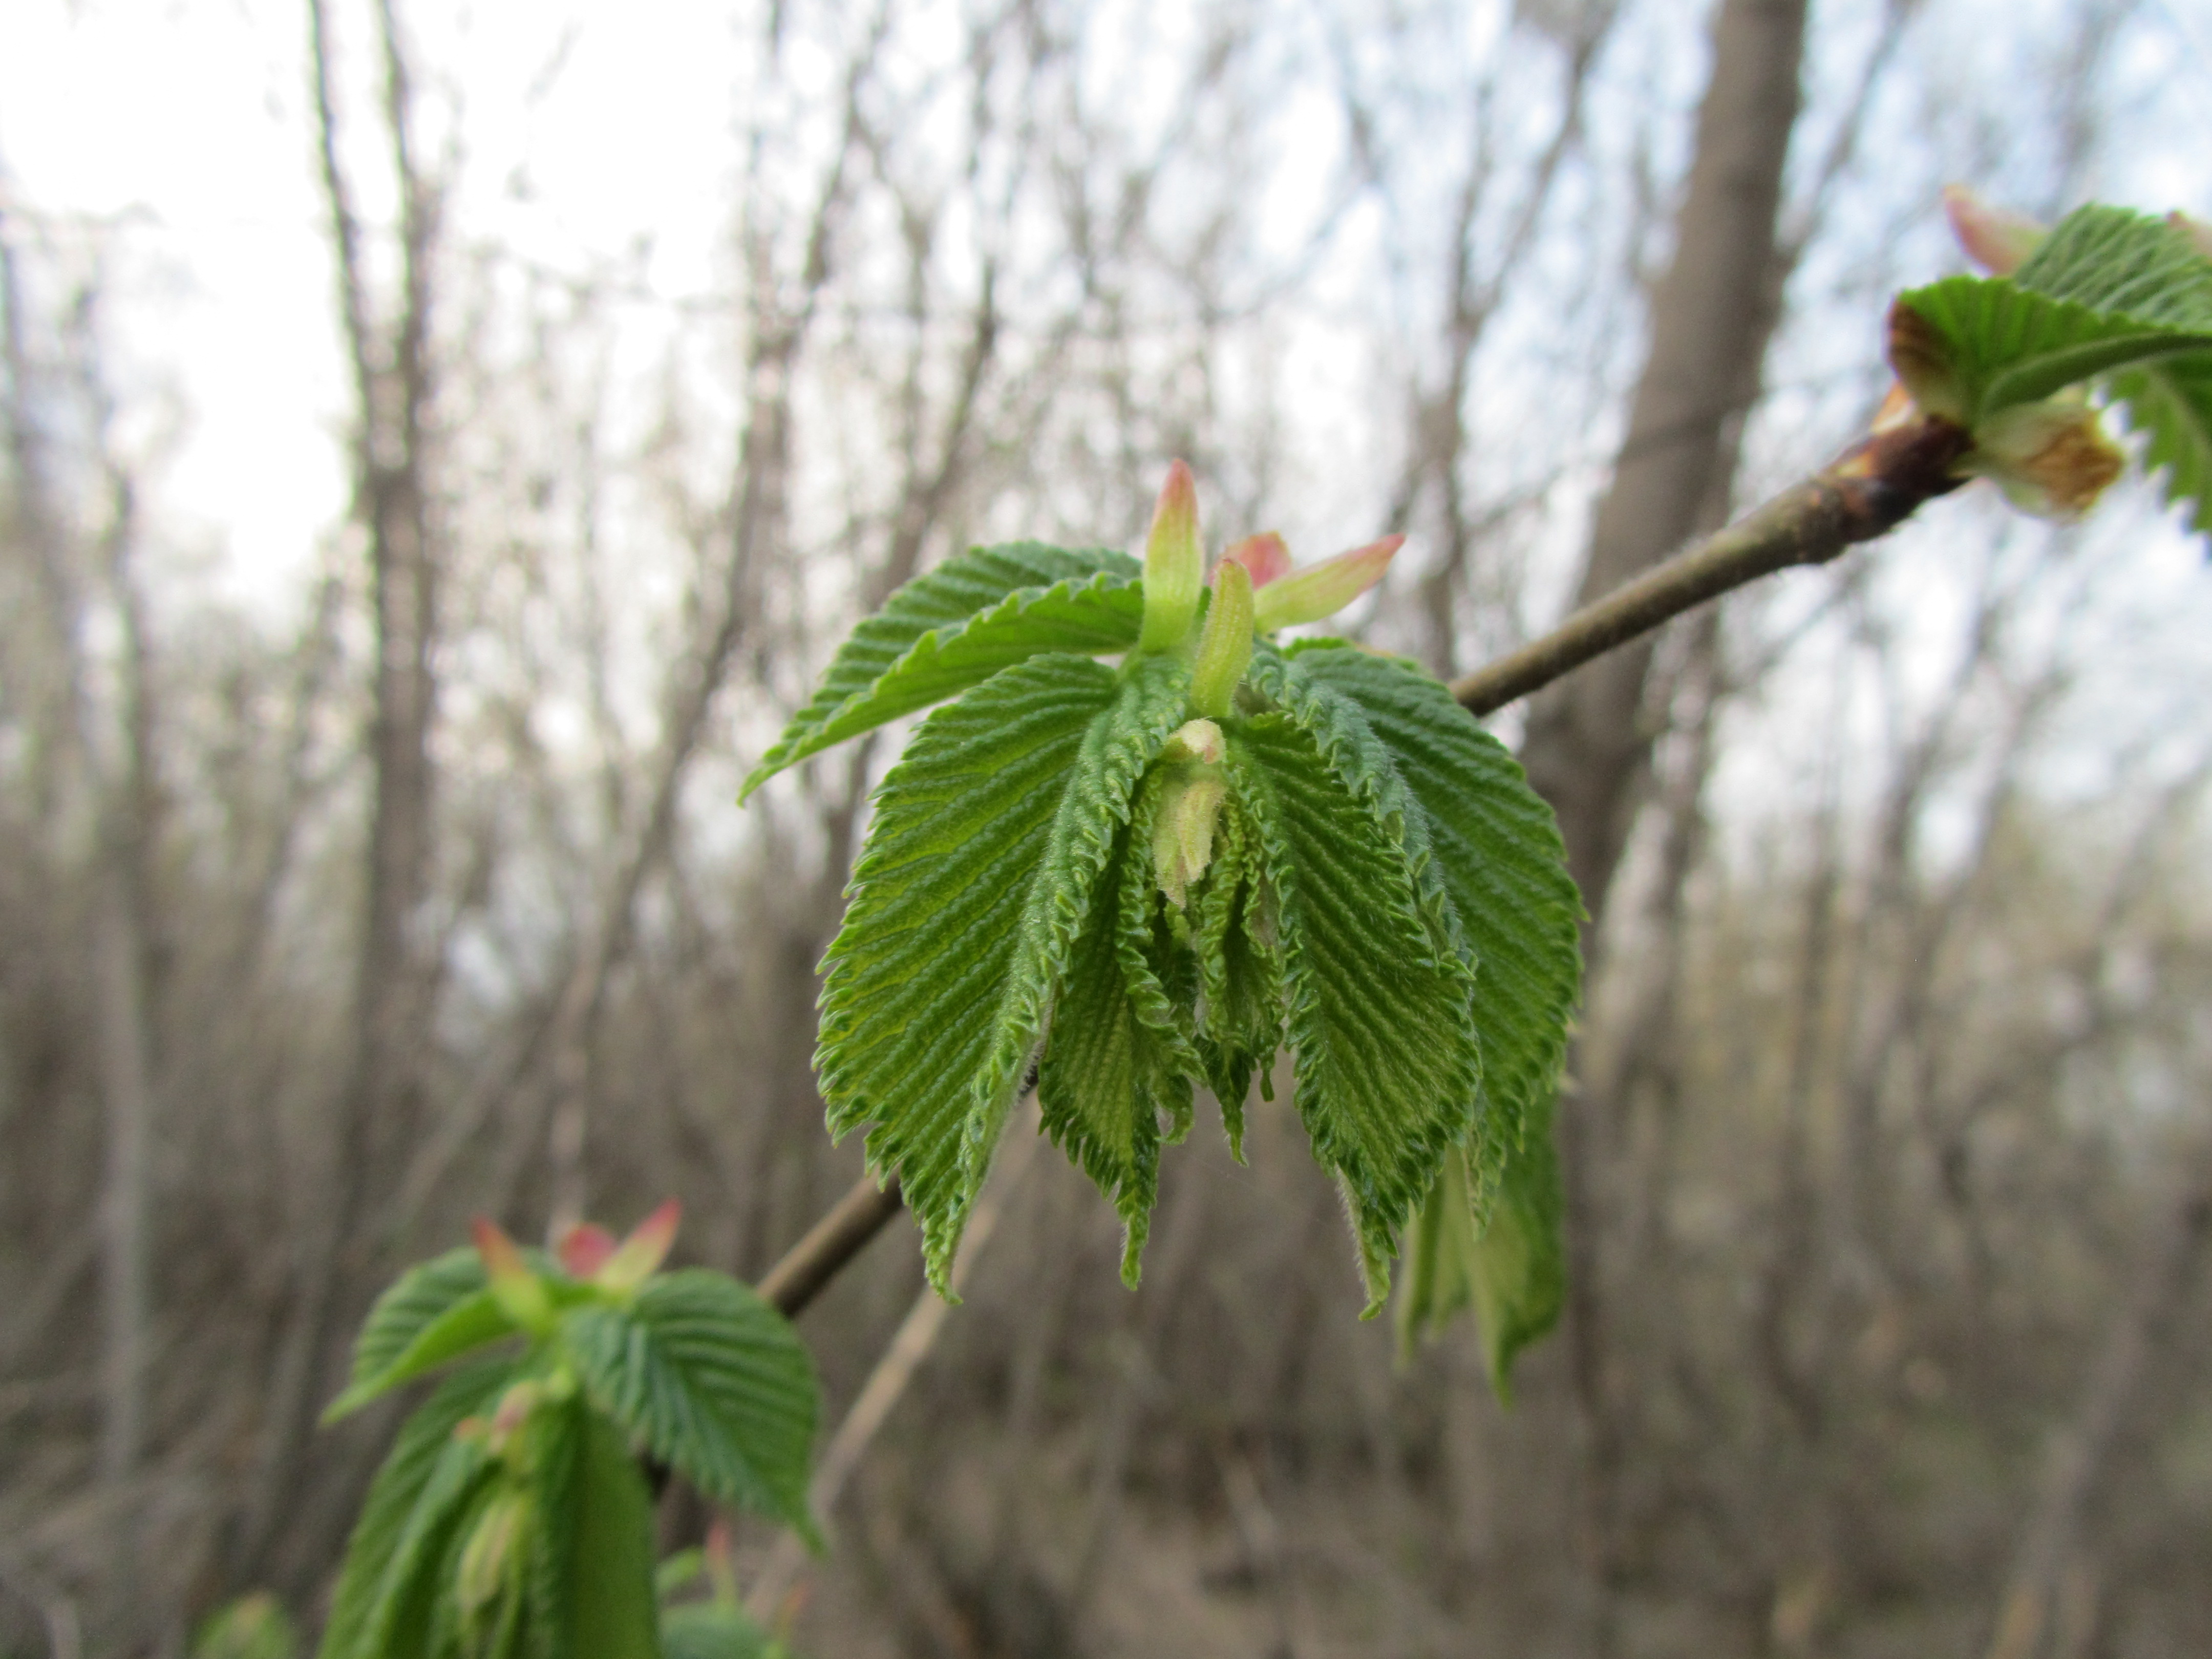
[239,0,445,1585]
[1509,0,1809,1643]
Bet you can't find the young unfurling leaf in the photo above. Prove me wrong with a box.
[762,470,1581,1307]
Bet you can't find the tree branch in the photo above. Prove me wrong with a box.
[757,1172,905,1319]
[1451,413,1971,717]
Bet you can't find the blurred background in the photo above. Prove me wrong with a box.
[4,0,2212,1653]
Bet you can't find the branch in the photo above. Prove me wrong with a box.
[1451,413,1971,717]
[757,1172,905,1319]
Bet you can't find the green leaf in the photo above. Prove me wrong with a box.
[1277,645,1582,1183]
[741,542,1143,799]
[1896,205,2212,535]
[327,1250,517,1423]
[563,1270,821,1539]
[551,1409,662,1659]
[817,651,1192,1287]
[662,1605,777,1659]
[1037,818,1195,1286]
[1393,1103,1565,1398]
[2011,204,2212,329]
[2112,352,2212,536]
[1225,713,1485,1309]
[317,1360,509,1659]
[1188,795,1284,1149]
[1897,275,2212,419]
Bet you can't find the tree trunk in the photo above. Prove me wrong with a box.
[1508,0,1809,1641]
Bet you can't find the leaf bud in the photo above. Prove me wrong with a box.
[1223,530,1291,588]
[598,1197,682,1292]
[1967,390,2125,521]
[1251,536,1403,633]
[1137,460,1204,653]
[1189,560,1256,719]
[1152,767,1227,912]
[473,1217,555,1333]
[1942,184,2047,275]
[457,1488,530,1618]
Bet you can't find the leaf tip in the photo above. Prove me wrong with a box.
[1942,184,2046,276]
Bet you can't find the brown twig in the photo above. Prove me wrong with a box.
[757,1172,906,1319]
[1451,414,1971,716]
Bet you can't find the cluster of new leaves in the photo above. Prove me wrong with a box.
[318,1204,817,1659]
[742,487,1584,1381]
[1894,202,2212,530]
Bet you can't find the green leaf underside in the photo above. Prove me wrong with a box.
[1278,645,1582,1186]
[1897,206,2212,534]
[1190,797,1284,1152]
[1899,274,2212,417]
[1226,714,1484,1310]
[1037,822,1178,1286]
[564,1270,820,1538]
[318,1360,508,1659]
[741,542,1143,799]
[1393,1112,1564,1398]
[818,651,1191,1289]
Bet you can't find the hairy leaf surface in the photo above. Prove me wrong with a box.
[661,1605,777,1659]
[1037,823,1183,1284]
[1189,797,1283,1147]
[818,651,1189,1285]
[1280,644,1581,1178]
[564,1270,820,1539]
[1226,714,1484,1306]
[742,543,1142,797]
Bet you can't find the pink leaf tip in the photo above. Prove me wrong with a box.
[555,1222,617,1280]
[599,1197,682,1290]
[1942,185,2046,276]
[1223,531,1291,589]
[472,1217,529,1284]
[1251,535,1403,632]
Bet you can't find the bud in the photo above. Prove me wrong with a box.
[555,1222,616,1280]
[1152,767,1227,912]
[1152,720,1228,910]
[1223,530,1291,589]
[473,1217,554,1332]
[1943,185,2046,276]
[1189,561,1256,719]
[1137,460,1203,653]
[457,1488,530,1619]
[1967,390,2125,521]
[1159,717,1225,767]
[597,1197,682,1292]
[1250,536,1403,633]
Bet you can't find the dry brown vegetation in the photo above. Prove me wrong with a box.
[3,0,2209,1654]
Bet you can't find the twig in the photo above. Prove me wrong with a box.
[1451,414,1970,716]
[757,1172,906,1320]
[748,1116,1043,1618]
